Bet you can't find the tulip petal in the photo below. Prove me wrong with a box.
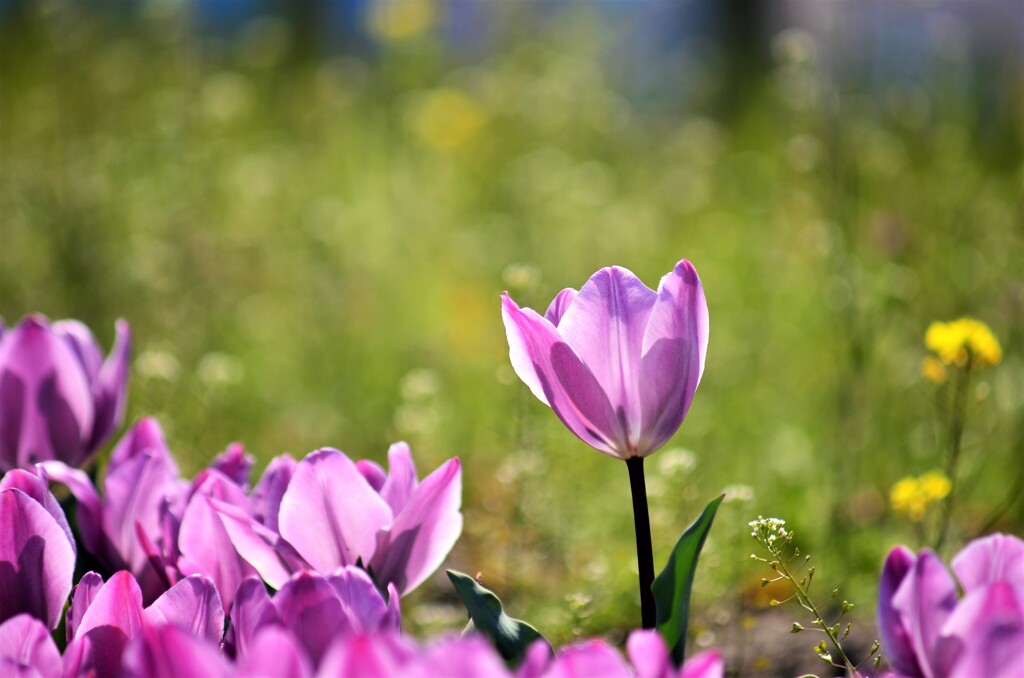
[878,546,922,678]
[0,317,93,468]
[892,550,959,678]
[0,613,62,678]
[680,649,724,678]
[108,417,177,474]
[177,473,258,612]
[278,448,393,573]
[37,461,103,557]
[356,460,387,492]
[373,457,462,595]
[0,468,74,555]
[65,571,104,643]
[239,627,313,678]
[546,639,631,678]
[626,630,670,678]
[318,633,415,677]
[52,321,103,384]
[557,266,658,438]
[327,567,391,633]
[211,442,254,489]
[213,498,297,589]
[143,574,224,643]
[951,533,1024,594]
[502,294,622,456]
[273,571,349,666]
[0,489,75,629]
[637,260,708,455]
[544,288,577,326]
[250,454,296,533]
[226,577,279,663]
[65,570,144,678]
[380,442,418,514]
[940,581,1024,678]
[87,318,130,454]
[414,635,512,677]
[121,624,231,678]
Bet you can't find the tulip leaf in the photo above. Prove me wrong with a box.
[447,570,549,666]
[652,494,724,666]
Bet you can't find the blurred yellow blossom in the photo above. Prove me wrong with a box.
[367,0,435,41]
[920,356,948,384]
[924,317,1002,368]
[890,470,951,521]
[408,88,487,151]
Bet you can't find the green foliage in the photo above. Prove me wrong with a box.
[652,495,723,666]
[447,570,549,666]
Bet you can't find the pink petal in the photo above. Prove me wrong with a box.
[213,498,297,589]
[278,448,393,573]
[0,488,75,629]
[679,649,724,678]
[0,467,74,555]
[546,638,631,678]
[878,546,922,678]
[65,571,144,677]
[372,457,462,595]
[556,266,658,447]
[86,318,131,453]
[413,635,511,677]
[210,442,254,489]
[121,624,231,678]
[143,574,225,643]
[250,453,296,533]
[0,613,62,678]
[225,577,279,663]
[65,571,104,643]
[108,417,177,474]
[502,294,622,457]
[951,533,1024,595]
[380,442,418,514]
[327,567,391,633]
[273,571,350,667]
[319,632,416,677]
[892,550,958,678]
[625,630,669,678]
[544,288,578,326]
[636,260,708,455]
[940,582,1024,678]
[37,461,102,557]
[238,627,313,678]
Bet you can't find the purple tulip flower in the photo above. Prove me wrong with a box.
[215,443,462,597]
[62,570,223,677]
[42,418,189,602]
[502,261,708,460]
[0,614,63,678]
[877,533,1024,678]
[0,468,75,629]
[0,315,130,471]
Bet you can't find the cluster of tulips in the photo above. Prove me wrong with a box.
[1,260,1021,677]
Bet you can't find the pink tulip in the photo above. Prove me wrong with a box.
[0,315,130,471]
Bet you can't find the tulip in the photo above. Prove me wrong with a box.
[502,260,708,629]
[0,614,63,678]
[62,570,223,677]
[215,443,462,597]
[877,533,1024,678]
[0,315,130,471]
[0,470,75,629]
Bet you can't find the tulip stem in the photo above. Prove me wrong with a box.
[626,456,656,629]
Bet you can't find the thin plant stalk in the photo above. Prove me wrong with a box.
[936,358,972,552]
[626,456,656,629]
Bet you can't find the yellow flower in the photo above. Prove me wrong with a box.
[920,356,948,384]
[924,317,1002,368]
[890,470,951,521]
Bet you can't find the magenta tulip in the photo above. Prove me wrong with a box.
[877,533,1024,678]
[502,261,708,460]
[0,471,75,629]
[0,315,130,471]
[0,614,62,678]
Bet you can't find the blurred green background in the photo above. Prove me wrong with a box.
[2,0,1022,673]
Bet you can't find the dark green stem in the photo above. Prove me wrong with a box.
[627,456,656,629]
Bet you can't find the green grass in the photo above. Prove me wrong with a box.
[2,4,1022,660]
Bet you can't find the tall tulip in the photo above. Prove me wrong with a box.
[502,260,708,628]
[0,315,130,471]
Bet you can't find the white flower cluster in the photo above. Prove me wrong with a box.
[748,516,789,546]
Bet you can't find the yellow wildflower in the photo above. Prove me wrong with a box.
[890,470,951,521]
[920,356,948,384]
[924,317,1002,368]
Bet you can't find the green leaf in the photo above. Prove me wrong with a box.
[446,570,550,666]
[652,494,724,666]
